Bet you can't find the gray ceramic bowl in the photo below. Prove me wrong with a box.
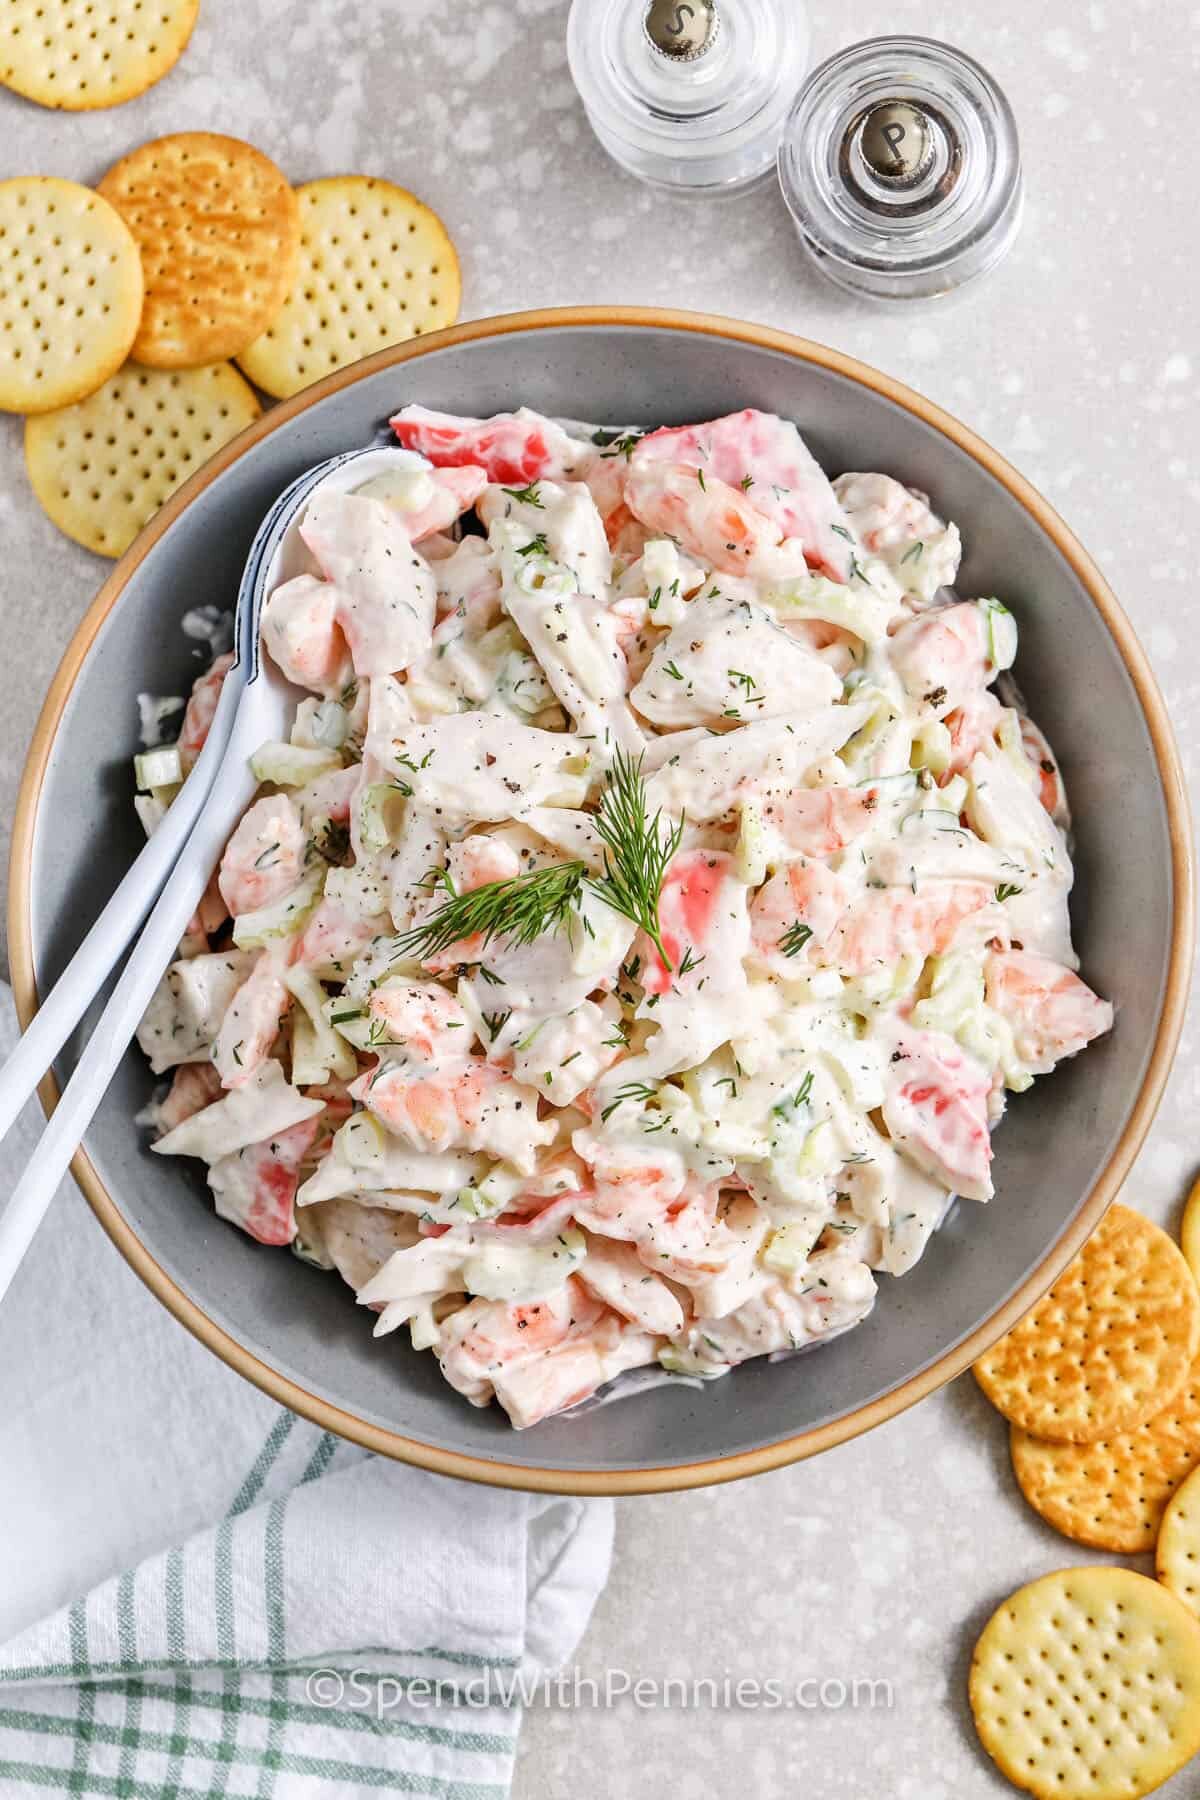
[11,309,1193,1494]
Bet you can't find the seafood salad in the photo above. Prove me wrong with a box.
[135,404,1113,1429]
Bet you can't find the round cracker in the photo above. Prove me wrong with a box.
[1181,1175,1200,1288]
[25,361,260,557]
[0,0,198,111]
[0,177,143,414]
[974,1204,1200,1444]
[1011,1352,1200,1553]
[969,1566,1200,1800]
[236,176,460,400]
[97,133,300,368]
[1158,1462,1200,1622]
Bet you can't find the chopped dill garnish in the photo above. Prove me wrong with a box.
[501,482,544,508]
[600,1080,658,1124]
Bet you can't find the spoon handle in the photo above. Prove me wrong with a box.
[0,666,245,1148]
[0,691,260,1304]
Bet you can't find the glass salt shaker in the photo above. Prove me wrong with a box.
[778,37,1023,300]
[567,0,810,196]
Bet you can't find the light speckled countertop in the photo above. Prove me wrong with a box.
[3,1,1198,1793]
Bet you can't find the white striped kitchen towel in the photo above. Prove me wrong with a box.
[0,990,613,1798]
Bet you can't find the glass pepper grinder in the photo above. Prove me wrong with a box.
[778,37,1023,300]
[567,0,810,196]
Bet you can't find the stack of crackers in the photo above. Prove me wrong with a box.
[968,1195,1200,1798]
[1,135,460,558]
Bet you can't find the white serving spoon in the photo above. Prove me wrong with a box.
[0,443,424,1301]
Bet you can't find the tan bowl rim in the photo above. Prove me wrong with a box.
[10,305,1195,1495]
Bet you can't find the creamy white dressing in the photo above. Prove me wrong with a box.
[138,404,1114,1430]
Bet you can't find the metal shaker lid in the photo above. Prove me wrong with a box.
[568,0,809,196]
[642,0,721,64]
[778,37,1023,300]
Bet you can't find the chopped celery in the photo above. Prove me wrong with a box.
[134,745,182,791]
[735,799,769,886]
[231,867,324,949]
[250,741,343,787]
[980,598,1018,671]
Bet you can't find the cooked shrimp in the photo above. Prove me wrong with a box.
[447,834,523,891]
[633,410,852,581]
[828,879,995,976]
[352,1058,555,1174]
[366,980,473,1062]
[438,1276,655,1427]
[750,859,848,973]
[761,785,880,858]
[882,1026,994,1201]
[638,1188,767,1318]
[944,690,1006,776]
[292,895,389,980]
[261,575,349,692]
[492,1314,657,1428]
[890,602,990,718]
[832,472,942,556]
[437,1275,605,1402]
[985,951,1113,1074]
[571,1131,688,1242]
[1018,715,1070,825]
[624,462,811,583]
[299,491,436,679]
[182,872,229,952]
[178,652,233,764]
[218,793,308,918]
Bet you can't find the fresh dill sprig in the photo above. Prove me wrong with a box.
[585,748,684,972]
[391,749,682,971]
[393,862,585,961]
